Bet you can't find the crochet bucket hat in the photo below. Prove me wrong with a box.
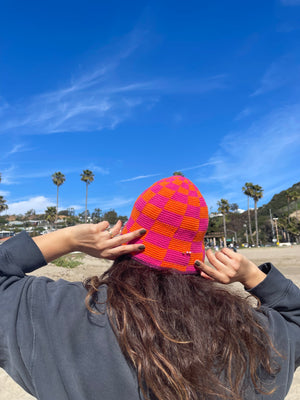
[122,176,208,274]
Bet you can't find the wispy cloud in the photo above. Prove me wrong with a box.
[1,164,109,185]
[3,143,33,158]
[86,164,109,175]
[0,81,154,135]
[6,144,25,156]
[118,163,223,184]
[234,107,254,121]
[0,75,227,135]
[0,166,17,185]
[119,173,161,183]
[180,161,222,172]
[0,29,227,136]
[199,104,300,208]
[251,55,300,96]
[1,166,61,183]
[0,29,155,135]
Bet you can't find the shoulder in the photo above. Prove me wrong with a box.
[31,277,88,303]
[31,278,108,322]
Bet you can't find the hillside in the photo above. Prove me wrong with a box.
[259,182,300,218]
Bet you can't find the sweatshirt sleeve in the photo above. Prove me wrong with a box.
[0,232,47,396]
[0,231,46,277]
[248,263,300,324]
[248,262,300,368]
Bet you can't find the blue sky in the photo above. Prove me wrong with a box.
[1,0,300,217]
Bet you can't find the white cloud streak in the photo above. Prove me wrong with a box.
[251,55,300,96]
[6,144,25,155]
[0,166,17,185]
[180,161,222,172]
[0,74,227,135]
[119,174,161,183]
[0,30,227,136]
[86,165,109,175]
[0,29,154,135]
[3,144,33,158]
[1,164,109,186]
[234,107,254,121]
[198,104,300,208]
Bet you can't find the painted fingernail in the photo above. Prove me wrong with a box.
[194,260,201,266]
[139,229,147,235]
[138,245,145,250]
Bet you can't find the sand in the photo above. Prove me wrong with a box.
[1,246,300,400]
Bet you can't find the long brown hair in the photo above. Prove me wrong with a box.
[84,256,280,400]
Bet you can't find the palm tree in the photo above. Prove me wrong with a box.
[217,198,230,247]
[52,172,66,222]
[81,169,94,223]
[242,183,254,245]
[173,171,184,176]
[45,206,57,228]
[0,196,8,215]
[250,184,264,247]
[0,174,8,215]
[91,208,102,223]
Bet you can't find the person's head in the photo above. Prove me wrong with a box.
[85,176,279,400]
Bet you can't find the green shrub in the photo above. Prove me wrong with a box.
[52,254,83,269]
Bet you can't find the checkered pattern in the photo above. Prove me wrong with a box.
[122,176,208,274]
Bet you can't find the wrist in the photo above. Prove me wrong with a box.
[66,225,83,253]
[241,264,266,289]
[33,227,76,263]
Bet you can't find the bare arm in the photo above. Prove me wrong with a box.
[32,220,146,263]
[194,248,266,289]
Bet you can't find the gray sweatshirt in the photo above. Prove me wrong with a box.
[0,231,300,399]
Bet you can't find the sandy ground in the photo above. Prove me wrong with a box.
[1,246,300,400]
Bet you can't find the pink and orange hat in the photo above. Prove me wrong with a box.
[122,176,209,274]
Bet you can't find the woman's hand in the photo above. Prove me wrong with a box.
[33,221,146,263]
[194,248,266,289]
[70,220,146,260]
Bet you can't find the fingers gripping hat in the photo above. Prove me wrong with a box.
[122,176,209,274]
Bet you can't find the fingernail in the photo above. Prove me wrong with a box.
[139,229,147,235]
[194,260,201,266]
[138,245,145,250]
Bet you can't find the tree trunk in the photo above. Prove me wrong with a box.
[56,186,59,224]
[85,183,88,223]
[247,196,254,245]
[223,214,227,247]
[254,200,259,246]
